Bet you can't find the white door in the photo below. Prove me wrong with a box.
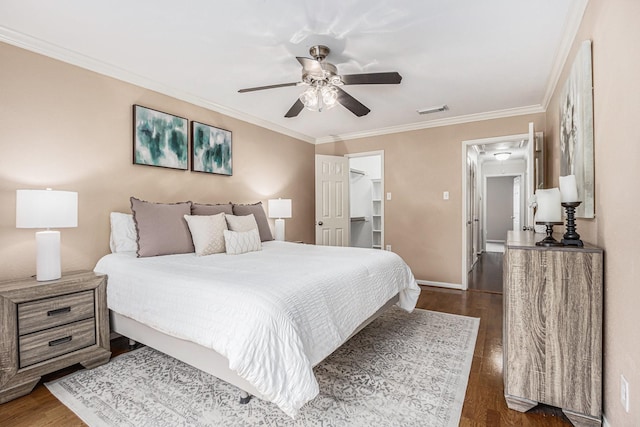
[512,176,521,231]
[315,155,349,246]
[527,122,535,228]
[466,155,475,272]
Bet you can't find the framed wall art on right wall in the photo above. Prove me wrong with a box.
[559,40,595,218]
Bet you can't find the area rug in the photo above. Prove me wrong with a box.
[46,307,479,427]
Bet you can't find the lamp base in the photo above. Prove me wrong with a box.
[36,230,61,281]
[535,222,563,247]
[274,219,285,241]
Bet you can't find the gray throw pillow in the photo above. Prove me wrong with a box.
[191,202,233,216]
[232,202,273,241]
[130,197,194,257]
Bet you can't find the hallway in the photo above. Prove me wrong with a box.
[467,251,504,293]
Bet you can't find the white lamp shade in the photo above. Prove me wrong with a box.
[16,189,78,228]
[535,188,562,223]
[268,199,292,219]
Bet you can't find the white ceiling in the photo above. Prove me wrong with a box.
[0,0,586,144]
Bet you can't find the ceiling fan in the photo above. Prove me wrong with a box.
[238,45,402,118]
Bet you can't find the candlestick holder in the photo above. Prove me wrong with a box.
[561,201,584,247]
[535,221,564,247]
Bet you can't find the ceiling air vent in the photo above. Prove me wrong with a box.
[417,105,449,115]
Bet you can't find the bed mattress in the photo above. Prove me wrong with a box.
[95,241,420,417]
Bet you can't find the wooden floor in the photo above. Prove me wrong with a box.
[468,251,504,293]
[0,288,572,426]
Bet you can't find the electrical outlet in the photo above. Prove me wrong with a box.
[385,245,392,251]
[621,374,630,413]
[443,191,450,200]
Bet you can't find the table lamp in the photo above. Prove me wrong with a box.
[268,198,292,241]
[16,189,78,281]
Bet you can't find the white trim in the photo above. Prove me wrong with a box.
[602,414,610,427]
[541,0,590,109]
[315,105,544,144]
[0,26,315,145]
[416,280,463,290]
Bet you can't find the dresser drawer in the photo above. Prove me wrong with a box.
[18,290,94,335]
[19,318,96,368]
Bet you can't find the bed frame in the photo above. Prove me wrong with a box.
[110,293,400,404]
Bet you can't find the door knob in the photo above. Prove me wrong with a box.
[317,221,323,226]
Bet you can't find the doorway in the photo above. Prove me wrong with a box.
[484,174,524,252]
[461,123,544,291]
[315,151,384,248]
[347,151,384,250]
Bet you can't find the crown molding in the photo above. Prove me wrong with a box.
[314,104,545,144]
[0,26,315,144]
[541,0,590,109]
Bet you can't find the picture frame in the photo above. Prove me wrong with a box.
[559,40,595,218]
[133,105,188,170]
[191,121,233,176]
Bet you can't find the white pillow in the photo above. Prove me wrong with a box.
[109,212,137,253]
[225,213,258,232]
[223,229,262,255]
[183,213,228,256]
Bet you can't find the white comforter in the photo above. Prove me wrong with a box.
[95,241,420,417]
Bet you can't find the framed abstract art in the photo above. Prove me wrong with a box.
[559,40,595,218]
[133,105,188,170]
[191,121,232,176]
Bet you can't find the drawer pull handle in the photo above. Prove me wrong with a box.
[47,307,71,316]
[49,336,72,347]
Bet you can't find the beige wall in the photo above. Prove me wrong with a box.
[316,113,545,284]
[545,0,640,424]
[0,42,315,281]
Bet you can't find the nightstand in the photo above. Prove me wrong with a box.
[0,271,111,403]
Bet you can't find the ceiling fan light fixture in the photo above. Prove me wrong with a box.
[494,152,511,161]
[300,84,338,112]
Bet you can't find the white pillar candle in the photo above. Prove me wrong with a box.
[559,175,579,202]
[535,188,562,222]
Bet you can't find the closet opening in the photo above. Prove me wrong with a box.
[347,152,384,250]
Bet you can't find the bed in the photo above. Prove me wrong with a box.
[95,240,420,418]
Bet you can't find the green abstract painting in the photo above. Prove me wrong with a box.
[133,105,188,170]
[191,121,232,176]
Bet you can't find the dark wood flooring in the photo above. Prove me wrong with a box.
[468,251,504,293]
[0,287,572,426]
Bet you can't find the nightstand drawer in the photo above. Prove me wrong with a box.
[19,318,96,368]
[18,290,94,335]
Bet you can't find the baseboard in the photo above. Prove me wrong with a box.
[602,414,610,427]
[416,280,463,290]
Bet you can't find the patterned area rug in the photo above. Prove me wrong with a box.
[46,307,479,427]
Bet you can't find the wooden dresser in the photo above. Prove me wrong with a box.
[503,231,603,427]
[0,271,111,403]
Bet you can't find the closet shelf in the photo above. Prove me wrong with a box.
[350,216,366,222]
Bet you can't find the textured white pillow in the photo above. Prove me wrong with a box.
[225,213,258,232]
[109,212,138,253]
[223,229,262,255]
[183,213,228,256]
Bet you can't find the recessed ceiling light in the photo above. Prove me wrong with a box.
[417,105,449,115]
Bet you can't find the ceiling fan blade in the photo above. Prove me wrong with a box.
[341,72,402,85]
[238,82,298,93]
[296,57,323,74]
[284,99,305,118]
[336,87,370,117]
